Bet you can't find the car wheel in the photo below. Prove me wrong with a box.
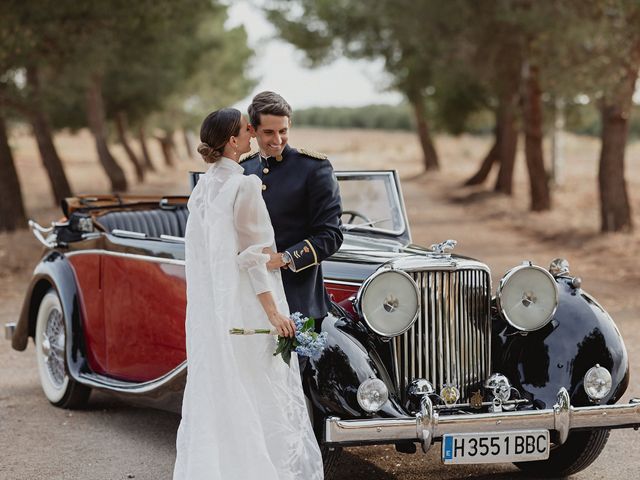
[514,428,610,476]
[35,289,90,408]
[305,395,343,479]
[320,444,342,479]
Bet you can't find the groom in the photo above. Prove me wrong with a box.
[241,91,343,335]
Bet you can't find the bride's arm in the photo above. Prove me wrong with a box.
[234,175,295,337]
[256,292,295,337]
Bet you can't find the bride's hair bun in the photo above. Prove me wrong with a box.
[197,142,222,163]
[199,108,243,164]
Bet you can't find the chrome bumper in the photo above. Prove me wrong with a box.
[5,322,15,341]
[325,388,640,451]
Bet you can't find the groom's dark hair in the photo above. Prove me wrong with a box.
[248,91,292,127]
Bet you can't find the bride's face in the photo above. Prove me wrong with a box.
[234,116,252,154]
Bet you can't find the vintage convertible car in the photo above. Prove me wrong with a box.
[6,170,640,477]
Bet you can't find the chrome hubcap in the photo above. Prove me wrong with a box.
[41,308,65,388]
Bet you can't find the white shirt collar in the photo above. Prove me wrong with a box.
[209,156,244,174]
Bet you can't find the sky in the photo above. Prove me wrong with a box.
[226,1,403,110]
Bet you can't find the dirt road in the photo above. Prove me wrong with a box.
[1,129,639,479]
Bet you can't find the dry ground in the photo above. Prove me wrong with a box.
[1,127,639,479]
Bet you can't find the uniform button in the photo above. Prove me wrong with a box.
[262,184,267,191]
[275,154,283,162]
[263,167,269,174]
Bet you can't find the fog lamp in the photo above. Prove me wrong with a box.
[440,385,460,407]
[357,378,389,412]
[485,373,512,402]
[584,364,612,401]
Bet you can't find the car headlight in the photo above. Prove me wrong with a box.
[584,364,612,401]
[357,378,389,412]
[496,263,559,331]
[357,269,419,337]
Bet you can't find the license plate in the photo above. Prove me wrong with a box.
[442,430,550,464]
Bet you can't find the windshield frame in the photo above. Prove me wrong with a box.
[336,170,412,245]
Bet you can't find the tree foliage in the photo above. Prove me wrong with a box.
[266,0,639,230]
[0,0,254,209]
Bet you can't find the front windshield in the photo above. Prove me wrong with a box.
[337,171,406,236]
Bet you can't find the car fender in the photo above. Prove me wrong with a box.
[13,251,87,379]
[493,277,629,408]
[303,314,406,422]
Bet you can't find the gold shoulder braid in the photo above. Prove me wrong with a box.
[297,148,328,160]
[239,151,259,164]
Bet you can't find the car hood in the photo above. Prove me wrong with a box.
[323,234,491,283]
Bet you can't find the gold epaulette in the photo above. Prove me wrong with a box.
[297,148,328,160]
[239,151,259,164]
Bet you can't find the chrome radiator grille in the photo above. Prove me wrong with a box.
[392,268,491,403]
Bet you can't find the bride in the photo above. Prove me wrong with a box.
[173,108,324,479]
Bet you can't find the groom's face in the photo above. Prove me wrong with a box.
[251,114,290,157]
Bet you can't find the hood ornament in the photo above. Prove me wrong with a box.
[430,239,457,255]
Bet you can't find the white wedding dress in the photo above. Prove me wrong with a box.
[173,158,324,480]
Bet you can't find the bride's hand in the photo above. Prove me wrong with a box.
[268,311,296,338]
[263,247,285,271]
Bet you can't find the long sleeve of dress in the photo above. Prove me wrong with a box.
[233,175,274,295]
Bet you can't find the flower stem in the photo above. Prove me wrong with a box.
[229,328,276,335]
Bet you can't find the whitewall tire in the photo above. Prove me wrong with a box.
[35,289,90,408]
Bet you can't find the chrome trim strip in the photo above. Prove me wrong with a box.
[112,229,147,239]
[5,322,16,341]
[160,234,185,243]
[393,170,412,243]
[66,249,185,266]
[323,279,362,287]
[77,361,186,394]
[429,272,436,385]
[390,260,492,275]
[436,272,444,388]
[325,388,640,445]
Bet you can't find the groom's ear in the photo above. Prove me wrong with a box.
[248,124,257,137]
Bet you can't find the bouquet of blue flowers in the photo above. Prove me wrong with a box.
[229,312,328,367]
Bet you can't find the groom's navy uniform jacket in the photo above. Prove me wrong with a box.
[241,144,343,320]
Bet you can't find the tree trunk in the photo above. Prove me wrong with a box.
[25,66,72,205]
[156,130,176,167]
[183,129,194,160]
[598,89,637,232]
[0,114,27,232]
[115,112,144,183]
[86,74,127,192]
[493,91,519,195]
[550,96,565,187]
[597,39,640,233]
[522,63,551,211]
[599,103,633,232]
[464,122,500,186]
[408,89,439,171]
[137,125,156,172]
